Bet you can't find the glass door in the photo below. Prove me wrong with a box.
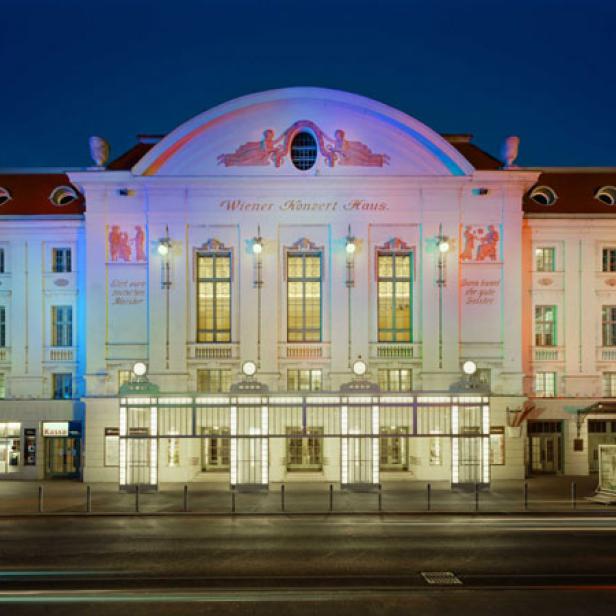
[45,437,80,477]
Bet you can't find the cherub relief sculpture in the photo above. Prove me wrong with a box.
[217,120,390,168]
[460,225,500,262]
[108,225,147,262]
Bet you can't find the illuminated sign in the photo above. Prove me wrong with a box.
[42,422,69,437]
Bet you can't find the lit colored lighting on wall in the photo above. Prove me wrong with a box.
[346,238,356,254]
[252,240,263,254]
[438,239,450,253]
[157,240,170,256]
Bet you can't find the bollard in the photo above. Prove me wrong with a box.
[378,483,382,512]
[427,483,432,512]
[86,485,92,513]
[135,485,140,513]
[571,481,577,510]
[281,484,285,512]
[523,481,528,511]
[38,485,44,513]
[475,482,479,512]
[231,488,236,513]
[329,483,333,512]
[183,484,189,513]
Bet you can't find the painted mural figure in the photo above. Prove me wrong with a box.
[134,225,146,261]
[460,226,477,261]
[217,129,284,167]
[476,225,499,261]
[328,129,391,167]
[119,232,132,261]
[108,225,122,261]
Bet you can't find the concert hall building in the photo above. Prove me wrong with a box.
[1,87,615,489]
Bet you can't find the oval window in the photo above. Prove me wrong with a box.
[529,185,558,206]
[0,187,11,206]
[49,186,79,207]
[290,131,317,171]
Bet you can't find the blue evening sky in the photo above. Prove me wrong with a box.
[0,0,613,168]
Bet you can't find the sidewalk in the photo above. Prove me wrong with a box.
[0,475,611,516]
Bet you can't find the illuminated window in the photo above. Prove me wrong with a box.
[290,131,317,171]
[602,248,616,272]
[490,427,505,465]
[603,372,616,397]
[287,369,322,391]
[118,370,131,390]
[52,248,72,273]
[51,306,72,347]
[380,426,408,469]
[202,428,230,470]
[535,247,555,272]
[286,427,323,470]
[52,373,72,399]
[535,372,556,397]
[535,305,556,346]
[378,368,412,392]
[0,306,5,347]
[197,252,231,343]
[603,306,616,346]
[377,252,412,342]
[104,428,119,466]
[0,422,20,473]
[197,369,231,393]
[287,252,321,342]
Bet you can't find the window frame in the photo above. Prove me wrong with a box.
[602,306,616,347]
[286,250,322,343]
[535,372,556,398]
[535,305,557,347]
[535,246,555,272]
[377,250,413,343]
[52,247,72,273]
[378,368,412,392]
[196,251,232,343]
[196,369,231,393]
[51,305,73,347]
[52,373,73,400]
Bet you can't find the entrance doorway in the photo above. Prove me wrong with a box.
[588,420,616,473]
[45,437,80,478]
[201,427,230,471]
[528,421,562,474]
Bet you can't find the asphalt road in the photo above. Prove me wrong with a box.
[1,515,616,614]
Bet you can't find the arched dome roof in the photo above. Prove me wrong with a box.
[133,87,474,177]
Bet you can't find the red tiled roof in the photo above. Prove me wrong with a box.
[523,171,616,214]
[0,173,84,215]
[107,135,163,170]
[442,134,502,171]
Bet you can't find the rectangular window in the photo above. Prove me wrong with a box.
[286,427,323,470]
[52,248,72,273]
[203,428,230,470]
[377,252,412,342]
[0,422,21,473]
[197,369,231,393]
[287,369,322,392]
[535,305,556,346]
[0,306,5,347]
[52,373,72,399]
[0,248,4,274]
[535,247,555,272]
[118,370,131,390]
[588,420,607,434]
[287,252,322,342]
[0,373,5,399]
[490,427,505,465]
[104,428,119,466]
[535,372,556,397]
[196,253,231,342]
[380,426,408,469]
[476,368,491,390]
[603,306,616,346]
[378,368,412,392]
[603,248,616,272]
[603,372,616,397]
[52,306,73,347]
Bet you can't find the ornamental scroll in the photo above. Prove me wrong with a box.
[217,120,390,168]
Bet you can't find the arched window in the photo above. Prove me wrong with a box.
[529,185,558,206]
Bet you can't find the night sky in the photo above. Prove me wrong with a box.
[1,0,614,168]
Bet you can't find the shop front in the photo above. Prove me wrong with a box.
[42,421,82,479]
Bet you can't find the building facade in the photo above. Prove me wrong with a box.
[0,87,614,489]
